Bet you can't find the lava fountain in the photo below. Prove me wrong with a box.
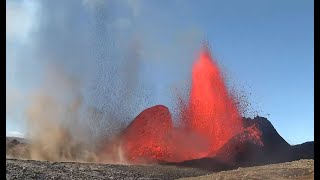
[186,46,244,155]
[101,45,248,164]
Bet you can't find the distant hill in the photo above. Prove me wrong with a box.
[6,137,29,159]
[291,141,314,160]
[6,137,28,144]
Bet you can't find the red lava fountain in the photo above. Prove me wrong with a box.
[102,46,249,164]
[186,46,243,155]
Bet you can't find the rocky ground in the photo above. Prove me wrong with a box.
[180,159,314,180]
[6,158,209,180]
[6,158,314,180]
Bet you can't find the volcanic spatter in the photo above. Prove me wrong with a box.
[102,46,262,164]
[186,46,244,155]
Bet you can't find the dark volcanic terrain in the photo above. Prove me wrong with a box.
[6,158,314,180]
[180,159,314,180]
[6,158,209,180]
[164,116,314,171]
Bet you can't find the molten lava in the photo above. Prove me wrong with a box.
[121,105,174,163]
[101,46,261,164]
[186,46,243,155]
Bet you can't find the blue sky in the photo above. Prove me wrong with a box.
[6,0,313,144]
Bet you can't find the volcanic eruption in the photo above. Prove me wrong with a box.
[8,44,313,168]
[185,46,244,155]
[98,45,263,164]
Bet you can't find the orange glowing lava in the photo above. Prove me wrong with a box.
[101,45,261,164]
[186,46,244,155]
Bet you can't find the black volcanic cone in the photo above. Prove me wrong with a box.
[214,116,292,167]
[166,116,313,171]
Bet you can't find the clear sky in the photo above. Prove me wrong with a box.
[6,0,313,145]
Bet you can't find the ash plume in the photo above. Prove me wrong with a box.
[8,0,147,162]
[7,0,205,162]
[25,64,97,162]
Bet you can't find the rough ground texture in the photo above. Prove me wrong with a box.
[6,158,209,180]
[180,159,314,180]
[6,158,313,180]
